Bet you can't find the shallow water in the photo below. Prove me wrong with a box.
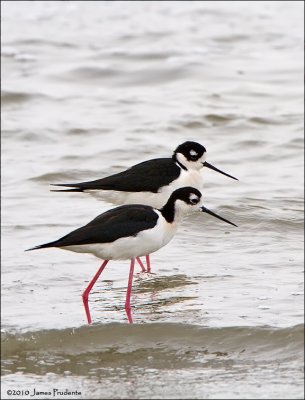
[1,1,304,399]
[2,324,303,399]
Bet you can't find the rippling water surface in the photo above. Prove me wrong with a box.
[2,1,304,399]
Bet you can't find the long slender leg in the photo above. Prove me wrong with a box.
[146,255,151,273]
[136,255,151,273]
[82,260,109,324]
[136,257,146,272]
[125,258,135,323]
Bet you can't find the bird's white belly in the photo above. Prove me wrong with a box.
[86,190,168,209]
[62,213,177,260]
[165,169,204,193]
[85,170,204,209]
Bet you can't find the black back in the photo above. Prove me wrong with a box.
[29,205,159,250]
[54,158,181,193]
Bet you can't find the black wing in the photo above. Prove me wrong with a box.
[51,158,181,193]
[26,204,159,250]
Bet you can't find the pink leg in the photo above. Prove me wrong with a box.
[125,258,135,323]
[82,260,109,324]
[146,255,151,273]
[136,257,146,272]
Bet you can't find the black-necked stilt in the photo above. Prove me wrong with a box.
[26,187,236,324]
[51,141,238,272]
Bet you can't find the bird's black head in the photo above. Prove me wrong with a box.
[172,140,238,180]
[161,186,237,227]
[161,187,203,222]
[171,186,202,206]
[173,141,207,170]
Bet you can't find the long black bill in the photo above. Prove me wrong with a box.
[201,206,237,227]
[203,161,238,181]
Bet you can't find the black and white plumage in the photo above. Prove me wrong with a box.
[27,204,161,260]
[27,187,236,259]
[26,187,237,324]
[51,141,238,209]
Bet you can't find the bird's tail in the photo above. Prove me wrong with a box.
[25,240,58,252]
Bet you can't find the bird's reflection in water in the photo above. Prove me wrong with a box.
[91,274,198,318]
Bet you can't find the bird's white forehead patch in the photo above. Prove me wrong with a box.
[190,150,198,156]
